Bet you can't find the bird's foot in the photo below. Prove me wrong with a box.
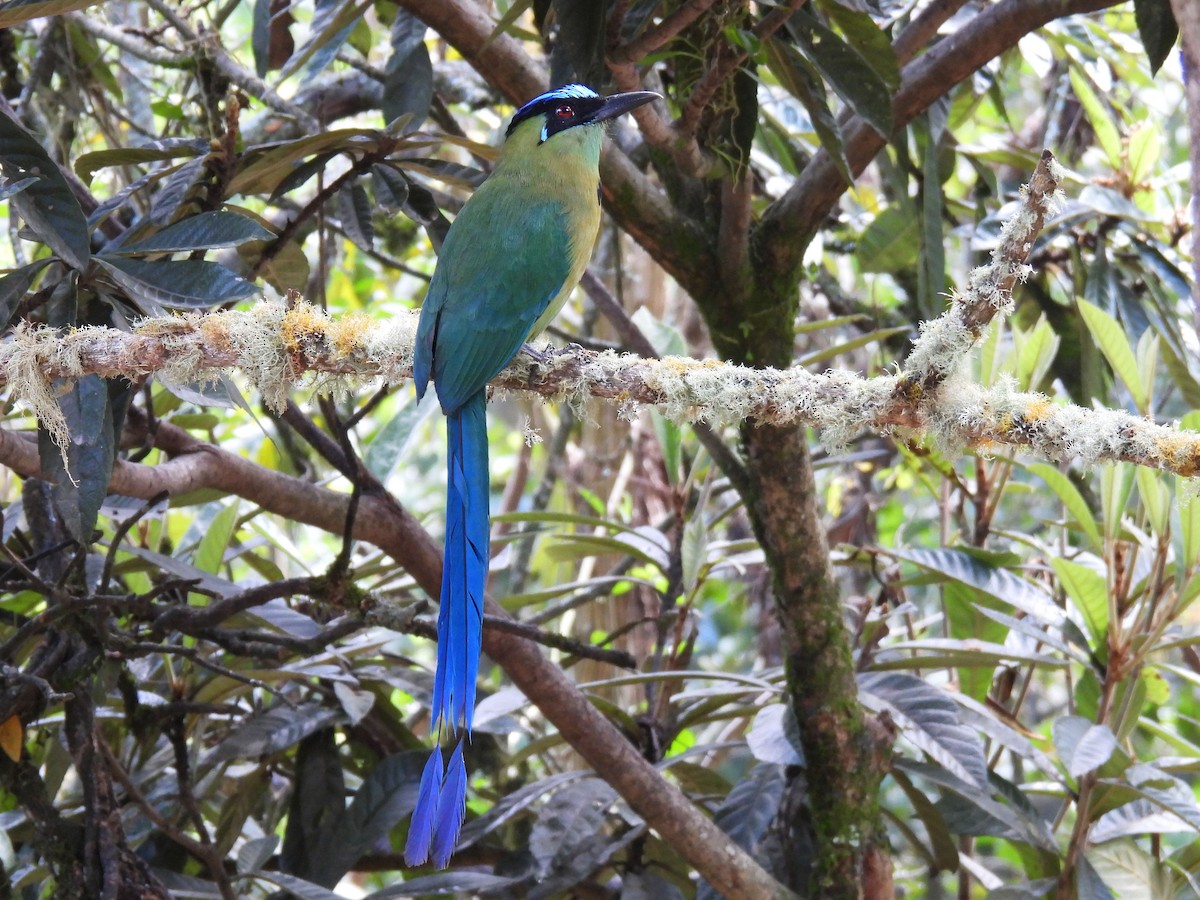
[520,342,552,364]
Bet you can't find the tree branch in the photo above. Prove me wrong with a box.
[755,0,1124,284]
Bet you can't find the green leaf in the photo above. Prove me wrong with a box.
[889,767,960,872]
[817,0,899,91]
[1077,297,1147,411]
[382,11,432,130]
[797,325,909,366]
[0,258,55,329]
[207,702,344,764]
[1126,122,1161,187]
[364,394,437,479]
[1053,717,1117,778]
[278,0,364,81]
[1051,558,1108,647]
[1136,465,1168,534]
[1132,0,1179,75]
[1026,462,1101,548]
[701,763,785,865]
[889,546,1065,627]
[0,113,91,269]
[1100,462,1135,542]
[97,256,258,313]
[859,672,989,788]
[857,205,919,273]
[1012,316,1060,391]
[1177,493,1200,594]
[747,703,805,766]
[680,513,707,595]
[36,374,127,541]
[1086,841,1168,899]
[337,180,374,251]
[795,9,893,137]
[762,37,852,184]
[74,140,208,184]
[0,0,99,27]
[118,211,274,253]
[1068,65,1122,168]
[943,582,1006,703]
[308,751,428,886]
[193,499,240,575]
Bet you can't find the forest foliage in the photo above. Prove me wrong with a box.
[0,0,1198,898]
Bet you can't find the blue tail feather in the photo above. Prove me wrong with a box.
[404,747,444,866]
[432,740,468,868]
[409,391,488,869]
[433,390,489,732]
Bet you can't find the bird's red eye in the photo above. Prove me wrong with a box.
[555,105,575,119]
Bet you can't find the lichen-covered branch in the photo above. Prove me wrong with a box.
[901,149,1064,390]
[2,298,1198,478]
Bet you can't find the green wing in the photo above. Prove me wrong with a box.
[415,179,571,414]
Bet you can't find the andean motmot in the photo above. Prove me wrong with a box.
[405,84,659,868]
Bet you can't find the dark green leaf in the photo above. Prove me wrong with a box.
[549,0,610,87]
[529,779,616,876]
[337,181,374,251]
[118,211,274,253]
[763,38,852,184]
[857,205,919,273]
[281,730,345,884]
[36,373,127,541]
[859,672,988,789]
[0,175,37,199]
[309,751,429,885]
[279,0,363,81]
[894,759,1056,850]
[383,11,432,130]
[0,112,91,268]
[74,139,209,185]
[370,164,411,211]
[243,871,341,900]
[1053,717,1118,779]
[149,156,208,225]
[794,9,893,137]
[252,0,273,77]
[621,870,687,900]
[888,547,1065,628]
[458,771,586,849]
[696,763,785,899]
[0,258,55,328]
[207,702,344,763]
[747,704,805,766]
[816,0,899,92]
[97,256,258,312]
[1133,0,1179,75]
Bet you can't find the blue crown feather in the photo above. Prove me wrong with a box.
[507,84,602,141]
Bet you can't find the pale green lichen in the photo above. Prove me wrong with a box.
[0,322,69,451]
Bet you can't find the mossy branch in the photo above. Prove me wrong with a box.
[0,298,1197,477]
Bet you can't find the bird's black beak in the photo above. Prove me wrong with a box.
[591,90,661,124]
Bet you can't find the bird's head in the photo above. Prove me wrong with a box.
[502,84,659,156]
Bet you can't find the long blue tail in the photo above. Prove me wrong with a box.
[405,390,488,868]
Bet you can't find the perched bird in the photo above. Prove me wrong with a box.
[405,84,658,869]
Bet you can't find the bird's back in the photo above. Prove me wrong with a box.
[413,124,604,414]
